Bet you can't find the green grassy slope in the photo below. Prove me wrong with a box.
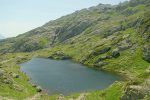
[0,0,149,99]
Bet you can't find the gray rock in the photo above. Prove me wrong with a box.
[146,66,150,74]
[112,48,120,58]
[121,85,145,100]
[117,39,132,51]
[12,73,19,78]
[94,55,112,63]
[80,57,87,63]
[94,61,108,67]
[36,86,42,92]
[0,69,4,77]
[48,52,71,60]
[118,45,131,51]
[13,84,24,91]
[92,47,111,56]
[3,79,12,84]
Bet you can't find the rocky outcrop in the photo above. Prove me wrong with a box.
[80,47,111,63]
[91,47,111,56]
[94,55,112,63]
[94,61,108,68]
[121,76,150,100]
[48,52,71,60]
[117,39,132,51]
[57,20,92,42]
[121,85,145,100]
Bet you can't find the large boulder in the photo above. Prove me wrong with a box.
[92,47,111,56]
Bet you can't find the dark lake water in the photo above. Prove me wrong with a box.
[20,58,121,95]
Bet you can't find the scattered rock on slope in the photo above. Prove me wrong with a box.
[112,48,120,58]
[12,73,19,78]
[91,47,111,56]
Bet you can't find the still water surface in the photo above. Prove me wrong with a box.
[20,58,121,95]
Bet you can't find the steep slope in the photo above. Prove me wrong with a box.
[0,0,149,53]
[0,4,114,52]
[0,0,150,99]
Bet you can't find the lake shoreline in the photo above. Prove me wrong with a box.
[20,57,123,95]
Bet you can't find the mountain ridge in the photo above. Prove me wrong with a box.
[1,0,149,53]
[0,0,150,99]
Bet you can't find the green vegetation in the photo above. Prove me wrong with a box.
[0,53,36,99]
[0,0,149,99]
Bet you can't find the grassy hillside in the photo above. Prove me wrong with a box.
[0,0,149,99]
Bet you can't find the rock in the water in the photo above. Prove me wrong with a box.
[112,48,120,58]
